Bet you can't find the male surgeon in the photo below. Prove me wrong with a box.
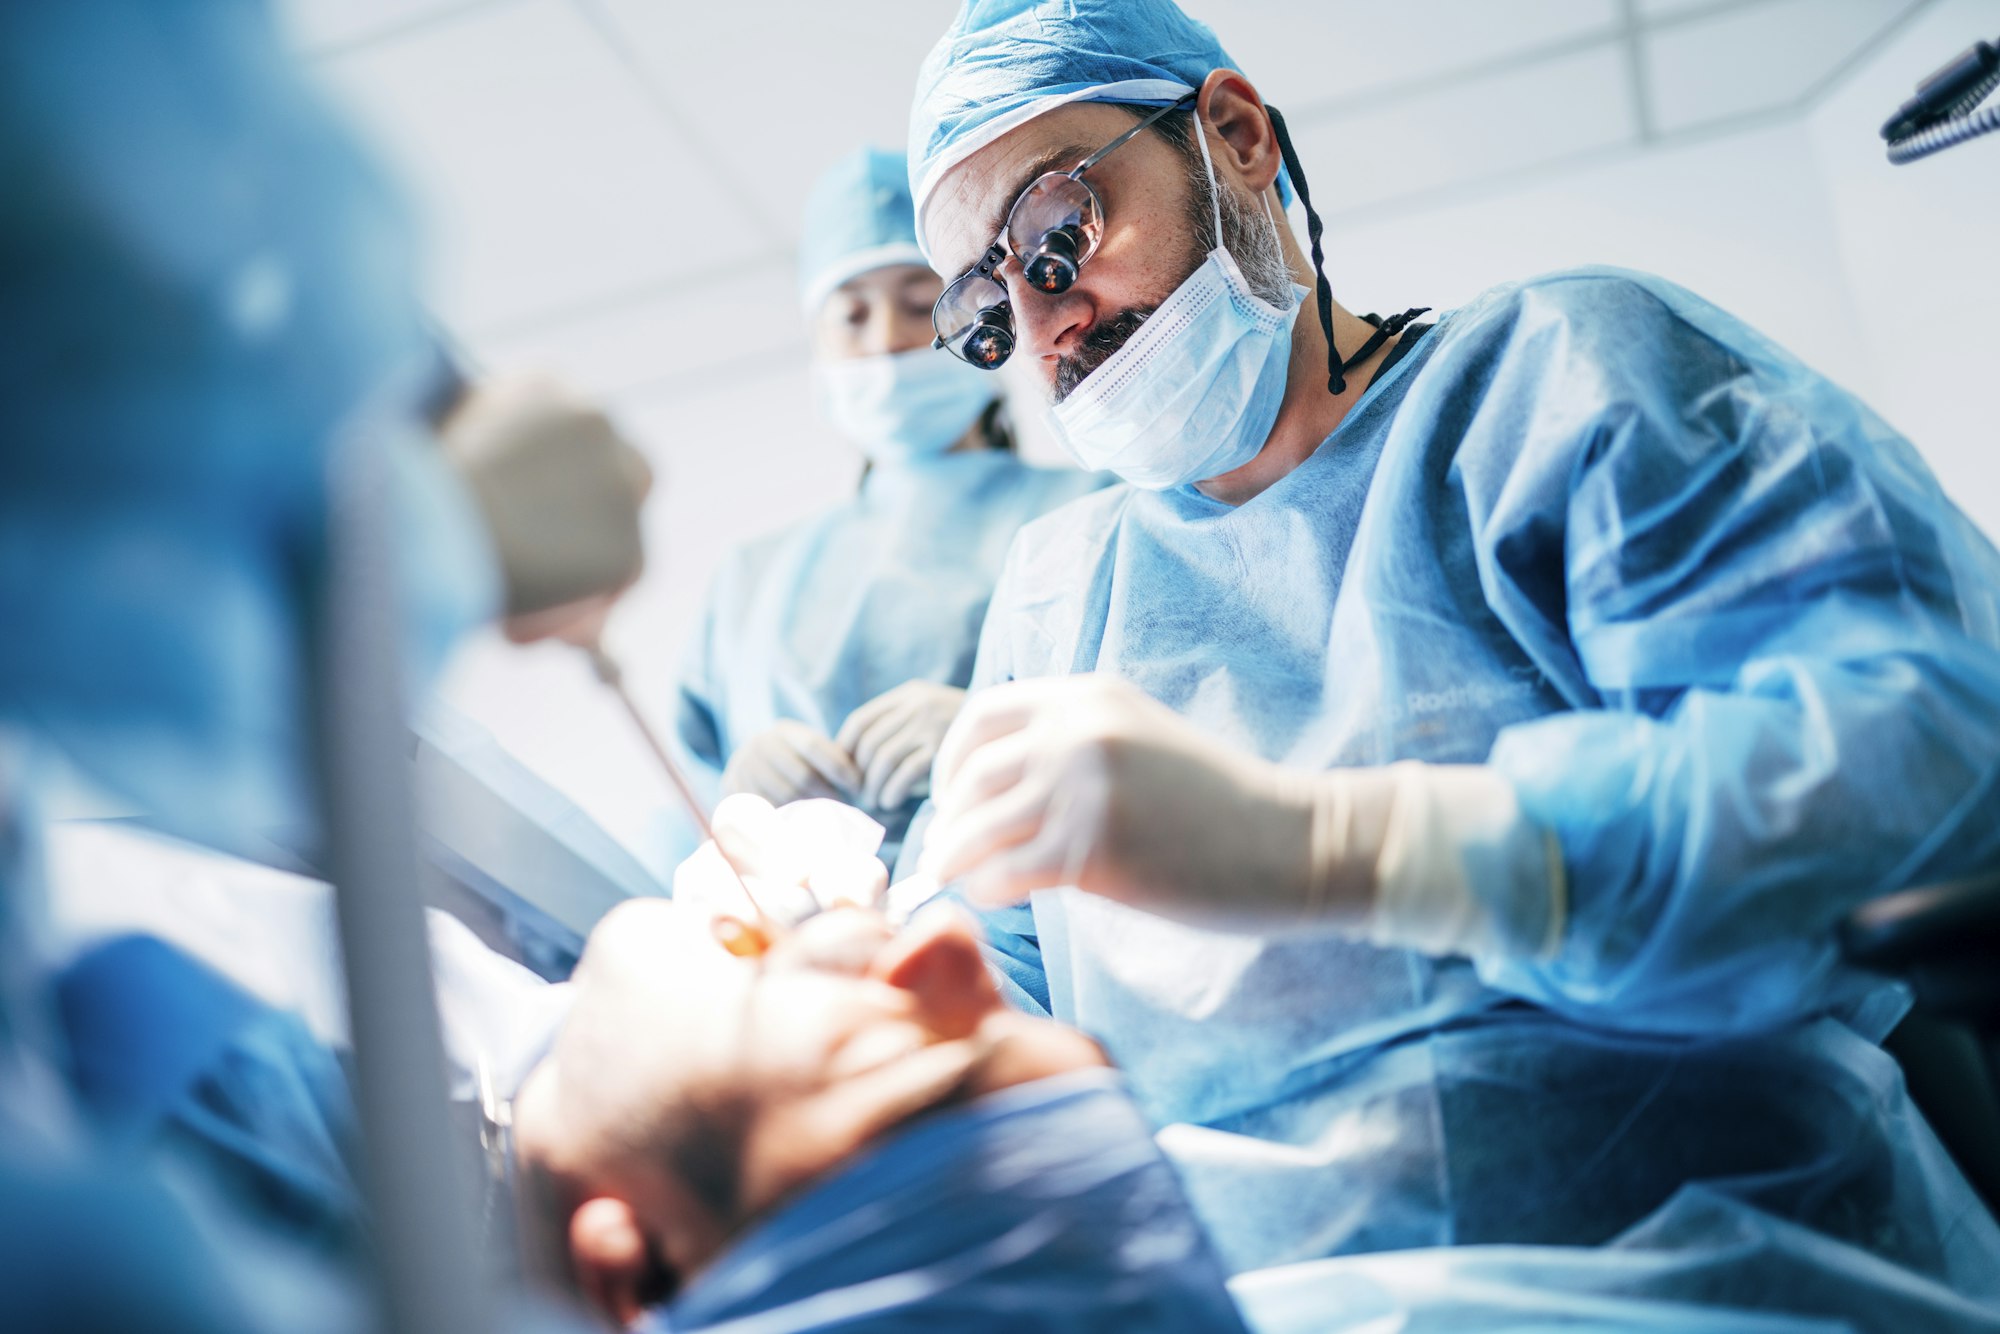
[903,0,2000,1328]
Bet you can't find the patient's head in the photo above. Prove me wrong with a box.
[511,898,1106,1326]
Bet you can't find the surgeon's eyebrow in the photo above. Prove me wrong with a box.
[958,143,1098,272]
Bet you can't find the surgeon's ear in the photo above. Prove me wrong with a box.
[871,909,998,1039]
[568,1197,665,1329]
[1198,68,1283,196]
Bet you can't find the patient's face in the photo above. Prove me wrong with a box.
[513,898,1104,1322]
[542,898,1054,1143]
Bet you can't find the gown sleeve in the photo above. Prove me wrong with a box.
[910,532,1054,1016]
[1457,272,2000,1032]
[656,557,740,868]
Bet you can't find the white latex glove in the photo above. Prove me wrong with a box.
[441,375,653,623]
[723,720,864,807]
[835,681,968,813]
[920,675,1563,961]
[674,793,890,926]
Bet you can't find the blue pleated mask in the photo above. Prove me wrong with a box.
[1049,130,1300,490]
[814,347,999,465]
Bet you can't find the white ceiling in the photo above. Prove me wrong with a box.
[284,0,1929,405]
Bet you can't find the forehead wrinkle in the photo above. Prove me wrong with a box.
[952,142,1097,273]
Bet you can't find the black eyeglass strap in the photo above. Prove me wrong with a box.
[1075,92,1199,177]
[1344,307,1432,376]
[1269,106,1429,396]
[1264,105,1346,394]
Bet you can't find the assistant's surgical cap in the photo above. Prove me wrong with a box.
[797,147,930,317]
[906,0,1286,262]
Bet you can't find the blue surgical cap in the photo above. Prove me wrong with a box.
[797,147,931,317]
[907,0,1287,262]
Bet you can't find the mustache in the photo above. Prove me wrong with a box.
[1052,306,1156,402]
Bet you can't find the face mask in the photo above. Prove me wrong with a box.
[1049,128,1302,491]
[815,347,1000,465]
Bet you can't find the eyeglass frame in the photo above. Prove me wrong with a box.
[929,93,1199,366]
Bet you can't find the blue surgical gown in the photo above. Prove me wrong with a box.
[670,449,1106,865]
[957,268,2000,1322]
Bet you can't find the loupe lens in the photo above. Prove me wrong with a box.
[1007,174,1101,282]
[935,280,1014,368]
[934,271,1012,366]
[1023,224,1082,293]
[963,311,1014,367]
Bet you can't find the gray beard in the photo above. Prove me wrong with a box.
[1209,159,1297,309]
[1051,148,1296,404]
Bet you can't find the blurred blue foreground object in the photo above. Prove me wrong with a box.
[0,3,501,1331]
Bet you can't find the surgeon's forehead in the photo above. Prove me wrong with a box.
[929,103,1143,275]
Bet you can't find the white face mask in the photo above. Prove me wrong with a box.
[1049,128,1302,491]
[815,347,1000,465]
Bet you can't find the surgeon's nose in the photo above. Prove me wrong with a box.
[1002,262,1094,369]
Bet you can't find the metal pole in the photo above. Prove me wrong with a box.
[315,405,487,1334]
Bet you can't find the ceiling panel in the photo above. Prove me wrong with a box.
[470,259,801,403]
[319,0,772,335]
[1290,43,1638,216]
[290,0,1924,357]
[279,0,484,53]
[1184,0,1624,113]
[1645,0,1914,133]
[1636,0,1738,19]
[591,0,948,245]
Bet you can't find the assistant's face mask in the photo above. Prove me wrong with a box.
[1049,127,1303,491]
[815,346,1000,465]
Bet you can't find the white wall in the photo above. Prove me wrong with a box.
[1322,120,1868,389]
[435,355,842,869]
[1807,0,2000,539]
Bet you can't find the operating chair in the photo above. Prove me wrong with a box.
[1843,871,2000,1215]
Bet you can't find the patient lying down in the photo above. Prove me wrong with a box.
[509,894,1248,1332]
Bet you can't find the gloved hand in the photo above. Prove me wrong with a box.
[919,675,1563,961]
[723,720,864,807]
[440,375,653,626]
[674,793,889,927]
[836,681,968,813]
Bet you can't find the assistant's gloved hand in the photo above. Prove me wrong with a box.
[919,675,1564,961]
[723,720,864,807]
[674,793,889,925]
[836,681,968,814]
[440,375,653,629]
